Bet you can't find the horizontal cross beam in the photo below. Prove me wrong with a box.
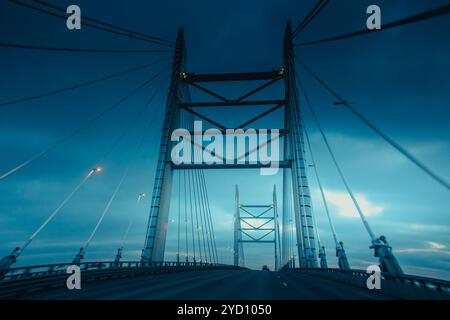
[182,129,289,136]
[172,161,291,170]
[240,205,273,208]
[238,240,275,243]
[180,100,286,108]
[184,70,284,82]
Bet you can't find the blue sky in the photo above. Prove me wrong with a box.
[0,0,449,280]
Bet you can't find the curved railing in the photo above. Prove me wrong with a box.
[282,267,450,298]
[1,260,233,281]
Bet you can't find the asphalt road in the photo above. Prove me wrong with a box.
[23,269,392,300]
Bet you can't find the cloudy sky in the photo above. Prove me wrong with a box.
[0,0,449,280]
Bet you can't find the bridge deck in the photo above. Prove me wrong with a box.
[19,269,391,300]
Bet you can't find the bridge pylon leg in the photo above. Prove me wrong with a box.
[141,28,187,262]
[283,22,318,268]
[234,185,244,267]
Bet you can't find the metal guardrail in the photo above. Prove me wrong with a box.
[0,260,243,299]
[1,260,225,281]
[283,267,450,296]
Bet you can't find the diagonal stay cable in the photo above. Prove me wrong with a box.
[191,170,203,262]
[32,0,175,46]
[295,72,376,240]
[107,79,170,256]
[296,56,450,191]
[293,0,331,38]
[0,42,173,53]
[94,68,171,165]
[0,62,171,181]
[303,119,339,246]
[199,171,218,263]
[187,170,197,262]
[9,0,174,47]
[184,170,189,261]
[83,168,128,253]
[177,170,181,261]
[18,168,99,254]
[0,57,171,108]
[296,3,450,46]
[13,78,169,258]
[195,170,213,262]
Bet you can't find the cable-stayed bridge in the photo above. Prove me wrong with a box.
[0,0,449,300]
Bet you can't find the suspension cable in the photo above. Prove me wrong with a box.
[297,57,450,191]
[83,169,128,252]
[197,170,210,262]
[6,69,169,260]
[188,170,196,261]
[18,167,101,254]
[108,80,170,254]
[191,169,204,262]
[0,42,173,53]
[10,0,175,47]
[199,170,219,263]
[116,195,145,257]
[119,193,145,250]
[296,3,450,46]
[95,68,171,165]
[286,174,295,265]
[18,72,166,257]
[0,57,170,108]
[31,0,175,45]
[303,121,339,246]
[177,170,181,261]
[295,73,376,240]
[135,93,167,152]
[184,170,189,262]
[0,61,170,182]
[293,0,331,38]
[75,74,168,258]
[180,110,190,262]
[195,170,212,262]
[296,68,338,247]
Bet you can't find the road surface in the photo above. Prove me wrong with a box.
[22,269,392,300]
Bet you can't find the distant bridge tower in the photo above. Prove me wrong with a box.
[234,185,281,270]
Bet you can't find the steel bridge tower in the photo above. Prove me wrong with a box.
[234,185,281,270]
[142,23,319,268]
